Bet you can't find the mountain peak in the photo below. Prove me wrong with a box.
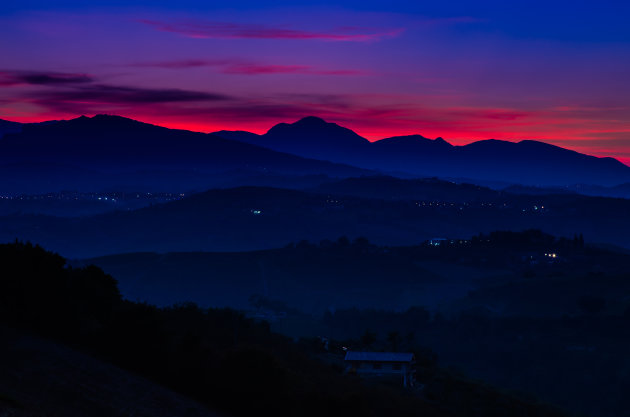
[293,116,328,126]
[266,116,367,142]
[259,116,369,160]
[69,114,131,123]
[374,134,452,149]
[59,114,164,132]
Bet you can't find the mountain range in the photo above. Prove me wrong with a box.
[0,115,369,194]
[215,116,630,187]
[1,114,630,194]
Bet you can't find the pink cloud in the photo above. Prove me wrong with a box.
[138,19,403,42]
[132,59,368,76]
[222,64,364,76]
[448,108,532,121]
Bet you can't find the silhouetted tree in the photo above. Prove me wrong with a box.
[296,239,314,249]
[337,236,350,247]
[353,236,370,247]
[319,239,333,248]
[387,331,402,352]
[406,331,415,346]
[577,295,606,315]
[360,330,377,348]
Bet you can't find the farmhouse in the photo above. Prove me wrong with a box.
[344,351,416,387]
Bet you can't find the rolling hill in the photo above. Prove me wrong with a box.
[2,183,630,258]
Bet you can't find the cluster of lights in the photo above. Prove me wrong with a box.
[414,201,515,210]
[5,191,187,202]
[544,253,558,258]
[325,198,344,207]
[428,238,471,246]
[416,201,460,207]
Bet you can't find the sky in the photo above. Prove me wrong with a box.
[1,0,630,163]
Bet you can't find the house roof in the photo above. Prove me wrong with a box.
[344,351,414,363]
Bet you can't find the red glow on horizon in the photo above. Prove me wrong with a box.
[7,112,629,167]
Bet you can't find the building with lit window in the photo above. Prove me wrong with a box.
[344,351,416,387]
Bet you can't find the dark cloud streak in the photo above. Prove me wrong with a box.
[20,83,232,115]
[0,70,93,86]
[34,85,231,104]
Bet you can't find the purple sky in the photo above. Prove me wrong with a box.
[1,3,629,162]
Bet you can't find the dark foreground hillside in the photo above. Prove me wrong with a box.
[0,327,220,417]
[0,241,566,417]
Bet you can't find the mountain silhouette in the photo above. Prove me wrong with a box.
[0,115,361,171]
[216,116,370,162]
[449,139,630,186]
[0,115,370,194]
[216,117,630,186]
[0,118,23,138]
[3,114,629,190]
[372,134,452,152]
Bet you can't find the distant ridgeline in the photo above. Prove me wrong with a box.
[1,115,630,196]
[0,241,568,417]
[2,182,630,258]
[214,116,630,187]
